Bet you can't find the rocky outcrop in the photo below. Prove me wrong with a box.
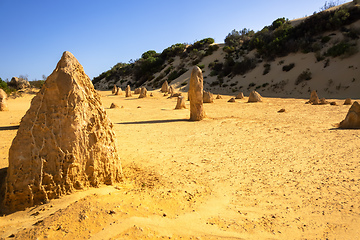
[235,92,244,99]
[189,66,205,121]
[344,98,352,105]
[228,98,236,102]
[115,87,122,95]
[8,77,30,90]
[175,96,186,109]
[125,85,132,97]
[0,89,8,111]
[248,91,262,103]
[3,51,122,213]
[338,101,360,129]
[139,87,147,98]
[306,90,319,104]
[110,103,119,108]
[161,81,169,93]
[134,88,141,94]
[112,85,117,94]
[216,94,222,99]
[203,91,214,103]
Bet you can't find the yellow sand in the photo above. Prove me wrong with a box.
[0,90,359,239]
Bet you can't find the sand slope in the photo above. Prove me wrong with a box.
[0,91,359,239]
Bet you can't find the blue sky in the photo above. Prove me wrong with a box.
[0,0,349,81]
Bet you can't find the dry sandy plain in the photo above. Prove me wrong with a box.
[0,90,359,239]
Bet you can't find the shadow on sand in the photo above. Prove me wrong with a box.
[117,119,190,125]
[0,168,7,214]
[0,125,19,131]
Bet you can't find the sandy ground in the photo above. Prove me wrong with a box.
[0,90,359,239]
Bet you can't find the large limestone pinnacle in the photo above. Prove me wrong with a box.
[3,51,122,212]
[189,66,205,121]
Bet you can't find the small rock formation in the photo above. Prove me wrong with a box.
[110,103,119,108]
[3,51,122,213]
[150,93,153,97]
[115,87,122,95]
[189,66,205,121]
[175,96,186,109]
[203,91,214,103]
[330,102,337,106]
[344,98,352,105]
[125,85,132,97]
[278,108,286,113]
[139,87,147,98]
[168,85,175,96]
[248,91,262,103]
[0,89,9,111]
[8,77,30,90]
[134,88,141,94]
[235,92,244,99]
[228,98,236,102]
[112,85,117,94]
[161,81,169,93]
[306,90,319,104]
[338,101,360,129]
[163,93,169,97]
[216,94,222,99]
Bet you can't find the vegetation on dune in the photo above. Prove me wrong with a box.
[92,38,217,89]
[92,0,360,90]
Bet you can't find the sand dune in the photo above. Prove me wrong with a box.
[0,90,359,239]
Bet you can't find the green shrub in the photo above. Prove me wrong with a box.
[0,78,15,94]
[197,64,205,69]
[295,69,312,85]
[167,68,188,82]
[282,63,295,72]
[30,80,45,89]
[326,41,357,57]
[263,63,271,75]
[321,36,331,43]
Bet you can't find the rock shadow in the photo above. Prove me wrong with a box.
[118,119,189,125]
[0,125,19,131]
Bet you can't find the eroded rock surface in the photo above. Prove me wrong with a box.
[189,66,205,121]
[0,89,8,111]
[338,101,360,129]
[3,51,122,212]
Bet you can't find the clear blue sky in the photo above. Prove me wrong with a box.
[0,0,349,81]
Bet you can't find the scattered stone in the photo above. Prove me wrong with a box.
[175,96,186,109]
[235,92,244,99]
[134,88,141,94]
[125,85,132,97]
[110,103,119,109]
[0,89,9,111]
[278,108,286,113]
[161,81,169,93]
[8,77,30,90]
[216,94,222,99]
[137,106,141,108]
[171,93,182,98]
[189,66,205,121]
[248,91,262,102]
[139,87,147,98]
[115,87,122,95]
[150,93,153,97]
[338,101,360,129]
[330,102,337,106]
[112,85,117,94]
[3,51,122,213]
[344,98,352,105]
[163,93,169,97]
[319,98,329,105]
[228,98,236,102]
[203,91,214,103]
